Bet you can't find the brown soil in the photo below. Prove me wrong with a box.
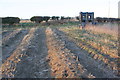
[1,27,119,78]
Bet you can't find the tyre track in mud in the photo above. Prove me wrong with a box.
[52,28,117,78]
[46,27,95,78]
[1,28,51,78]
[2,29,29,63]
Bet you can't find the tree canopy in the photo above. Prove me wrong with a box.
[30,16,51,23]
[43,16,50,22]
[2,17,20,25]
[30,16,44,23]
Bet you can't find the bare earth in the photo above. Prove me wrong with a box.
[1,27,119,78]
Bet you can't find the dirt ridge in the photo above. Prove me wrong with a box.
[46,27,95,78]
[55,28,118,78]
[1,28,36,78]
[2,29,22,47]
[2,29,29,62]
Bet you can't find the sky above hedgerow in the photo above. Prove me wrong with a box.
[0,0,119,19]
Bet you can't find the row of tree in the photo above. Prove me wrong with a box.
[30,16,72,23]
[95,17,120,22]
[2,16,120,25]
[1,16,73,25]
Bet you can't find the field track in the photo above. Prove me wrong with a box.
[1,27,119,78]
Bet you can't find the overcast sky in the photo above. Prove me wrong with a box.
[0,0,119,19]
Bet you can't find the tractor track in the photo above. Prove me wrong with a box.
[2,31,13,38]
[51,28,118,78]
[1,28,36,78]
[46,27,95,78]
[13,28,51,78]
[1,27,119,78]
[2,29,29,63]
[2,29,22,47]
[1,28,51,78]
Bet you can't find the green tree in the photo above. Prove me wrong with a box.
[76,16,80,20]
[56,16,59,20]
[2,17,20,25]
[61,16,65,20]
[30,16,44,23]
[51,16,56,20]
[43,16,50,22]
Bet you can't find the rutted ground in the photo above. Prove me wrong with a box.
[1,27,119,78]
[2,31,13,38]
[2,29,29,62]
[1,28,51,78]
[46,27,95,78]
[59,27,119,76]
[46,27,118,78]
[2,29,22,47]
[13,28,51,78]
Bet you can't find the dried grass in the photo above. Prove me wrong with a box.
[85,23,118,37]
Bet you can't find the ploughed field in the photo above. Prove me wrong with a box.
[1,26,119,78]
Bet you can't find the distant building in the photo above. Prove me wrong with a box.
[79,12,94,27]
[118,1,120,18]
[79,12,94,23]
